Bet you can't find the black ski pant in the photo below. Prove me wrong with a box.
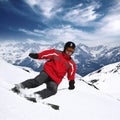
[21,71,58,99]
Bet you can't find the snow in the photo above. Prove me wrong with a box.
[83,62,120,100]
[0,59,120,120]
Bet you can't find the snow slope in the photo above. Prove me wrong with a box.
[0,59,120,120]
[83,62,120,100]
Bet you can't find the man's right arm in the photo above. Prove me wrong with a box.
[29,49,56,60]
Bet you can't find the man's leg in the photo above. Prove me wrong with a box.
[21,71,49,88]
[12,71,49,93]
[35,80,58,99]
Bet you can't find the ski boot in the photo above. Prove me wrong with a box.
[25,94,42,103]
[11,84,24,94]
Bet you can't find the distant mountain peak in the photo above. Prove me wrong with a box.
[0,41,120,76]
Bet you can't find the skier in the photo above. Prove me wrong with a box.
[12,41,76,101]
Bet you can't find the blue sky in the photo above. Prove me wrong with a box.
[0,0,120,46]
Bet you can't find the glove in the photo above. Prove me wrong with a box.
[29,53,38,59]
[68,80,75,90]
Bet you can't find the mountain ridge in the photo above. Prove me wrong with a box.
[0,41,120,76]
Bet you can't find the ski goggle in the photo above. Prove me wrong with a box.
[66,47,75,53]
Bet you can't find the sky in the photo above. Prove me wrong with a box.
[0,0,120,46]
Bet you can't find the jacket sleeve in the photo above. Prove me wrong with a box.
[38,49,57,60]
[67,61,76,81]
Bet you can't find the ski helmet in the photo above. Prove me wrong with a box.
[64,41,76,52]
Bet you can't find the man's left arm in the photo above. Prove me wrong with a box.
[67,61,76,90]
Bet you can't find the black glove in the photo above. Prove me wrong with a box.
[29,53,38,59]
[68,80,75,90]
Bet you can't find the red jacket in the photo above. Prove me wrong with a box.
[38,49,76,84]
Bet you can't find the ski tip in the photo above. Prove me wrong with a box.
[51,105,59,110]
[47,103,60,110]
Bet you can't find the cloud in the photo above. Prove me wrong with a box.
[94,0,120,39]
[17,0,120,47]
[18,28,44,37]
[18,20,120,47]
[24,0,63,18]
[18,25,100,45]
[63,1,101,26]
[98,15,120,36]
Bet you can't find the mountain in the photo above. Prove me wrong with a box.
[0,41,120,76]
[83,62,120,100]
[1,59,120,120]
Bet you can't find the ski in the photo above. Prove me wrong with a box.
[11,89,60,110]
[24,96,59,110]
[42,102,59,110]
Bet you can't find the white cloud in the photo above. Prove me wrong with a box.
[24,0,63,18]
[19,21,120,47]
[19,0,120,47]
[98,16,120,36]
[18,28,44,37]
[63,2,101,26]
[18,25,101,45]
[94,0,120,39]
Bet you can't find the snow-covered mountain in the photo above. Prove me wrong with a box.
[1,59,120,120]
[0,41,120,76]
[83,62,120,100]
